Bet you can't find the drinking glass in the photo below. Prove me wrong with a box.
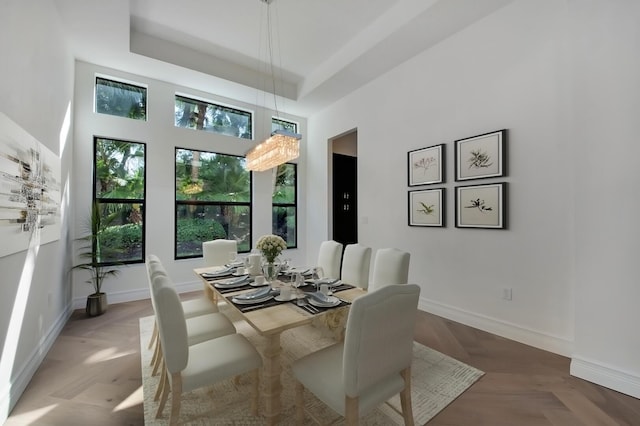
[311,267,324,290]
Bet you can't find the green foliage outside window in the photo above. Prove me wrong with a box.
[175,148,252,259]
[95,77,146,120]
[94,138,146,264]
[272,162,297,248]
[174,95,252,139]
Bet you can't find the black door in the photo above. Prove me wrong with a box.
[332,153,357,245]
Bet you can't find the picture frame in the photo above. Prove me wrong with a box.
[455,182,506,229]
[408,188,445,227]
[408,144,445,186]
[454,129,506,181]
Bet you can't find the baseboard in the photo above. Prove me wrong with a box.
[0,301,73,424]
[72,280,204,310]
[419,298,573,357]
[571,356,640,399]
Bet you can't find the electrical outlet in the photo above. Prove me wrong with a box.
[502,288,512,301]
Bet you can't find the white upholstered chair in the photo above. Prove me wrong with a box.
[369,248,411,292]
[153,275,263,425]
[340,243,372,289]
[202,239,238,267]
[292,284,421,425]
[317,240,344,280]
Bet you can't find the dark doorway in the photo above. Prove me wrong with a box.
[332,153,357,245]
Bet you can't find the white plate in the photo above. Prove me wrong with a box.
[232,271,249,277]
[309,297,340,308]
[214,277,249,288]
[274,294,297,302]
[232,295,273,305]
[250,281,269,287]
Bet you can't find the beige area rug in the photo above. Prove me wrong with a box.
[140,305,484,425]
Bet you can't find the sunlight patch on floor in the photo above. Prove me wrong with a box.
[83,347,137,365]
[114,386,144,412]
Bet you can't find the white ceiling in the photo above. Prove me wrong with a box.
[54,0,514,117]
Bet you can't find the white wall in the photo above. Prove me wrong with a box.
[71,62,308,306]
[0,0,75,422]
[306,0,639,397]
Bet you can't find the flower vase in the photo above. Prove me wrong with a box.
[262,262,281,284]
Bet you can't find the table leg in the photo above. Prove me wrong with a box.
[203,282,216,303]
[263,333,282,425]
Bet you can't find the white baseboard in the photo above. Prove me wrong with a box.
[1,302,73,424]
[71,280,204,310]
[419,298,573,357]
[570,356,640,399]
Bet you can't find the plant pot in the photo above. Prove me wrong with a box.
[86,292,108,317]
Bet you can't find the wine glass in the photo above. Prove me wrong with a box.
[311,266,324,290]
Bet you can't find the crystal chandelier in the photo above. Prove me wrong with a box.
[245,0,301,172]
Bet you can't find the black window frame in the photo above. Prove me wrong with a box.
[95,76,147,121]
[272,162,298,249]
[174,94,253,140]
[92,136,146,266]
[174,147,253,260]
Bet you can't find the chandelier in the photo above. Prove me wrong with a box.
[245,0,301,172]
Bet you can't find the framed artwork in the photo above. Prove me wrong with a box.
[408,144,445,186]
[408,188,445,227]
[455,129,506,181]
[455,183,506,229]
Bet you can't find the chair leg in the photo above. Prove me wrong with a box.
[169,373,183,426]
[345,395,359,426]
[156,368,170,418]
[150,336,160,368]
[399,368,415,426]
[152,342,163,376]
[250,369,260,416]
[154,359,166,401]
[295,380,305,424]
[148,320,158,349]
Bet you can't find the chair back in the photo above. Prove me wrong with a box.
[152,274,189,374]
[369,248,410,291]
[317,240,343,279]
[342,284,420,398]
[340,244,371,289]
[202,239,237,267]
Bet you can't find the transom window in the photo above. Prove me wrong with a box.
[95,77,147,120]
[93,137,146,264]
[175,148,252,259]
[174,95,252,140]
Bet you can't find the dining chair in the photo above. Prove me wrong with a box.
[153,276,263,425]
[202,239,238,267]
[369,248,410,292]
[292,284,421,425]
[340,243,372,289]
[145,256,236,380]
[317,240,344,280]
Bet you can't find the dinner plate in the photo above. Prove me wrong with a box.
[274,294,298,302]
[232,271,248,277]
[201,268,233,278]
[308,297,340,308]
[232,295,273,305]
[232,287,271,301]
[213,276,249,288]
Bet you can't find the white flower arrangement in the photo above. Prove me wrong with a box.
[256,234,287,263]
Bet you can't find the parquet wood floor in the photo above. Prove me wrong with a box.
[5,294,640,425]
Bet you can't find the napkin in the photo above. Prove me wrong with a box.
[233,287,272,301]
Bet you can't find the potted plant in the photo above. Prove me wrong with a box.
[72,202,121,316]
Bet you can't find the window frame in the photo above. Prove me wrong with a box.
[174,93,253,140]
[272,162,298,249]
[92,136,146,266]
[174,147,253,260]
[94,75,148,120]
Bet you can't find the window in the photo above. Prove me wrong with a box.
[270,118,298,248]
[175,148,252,259]
[95,77,147,120]
[93,137,146,264]
[272,162,297,248]
[174,95,252,139]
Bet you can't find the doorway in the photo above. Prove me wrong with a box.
[331,130,357,245]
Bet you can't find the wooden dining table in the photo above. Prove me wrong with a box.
[194,266,367,425]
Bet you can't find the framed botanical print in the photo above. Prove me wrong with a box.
[408,188,445,227]
[408,144,445,186]
[454,129,506,181]
[455,182,506,229]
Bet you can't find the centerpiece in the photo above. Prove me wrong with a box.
[256,234,287,283]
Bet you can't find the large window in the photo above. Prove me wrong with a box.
[95,77,147,120]
[174,95,252,139]
[272,163,297,248]
[175,149,252,259]
[93,138,146,264]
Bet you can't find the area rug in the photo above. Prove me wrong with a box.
[140,306,484,425]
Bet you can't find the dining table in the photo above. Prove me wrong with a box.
[193,265,366,425]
